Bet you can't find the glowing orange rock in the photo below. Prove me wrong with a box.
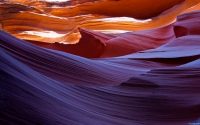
[1,0,200,44]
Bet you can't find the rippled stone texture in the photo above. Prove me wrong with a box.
[1,0,200,125]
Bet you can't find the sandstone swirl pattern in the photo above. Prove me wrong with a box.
[1,0,200,125]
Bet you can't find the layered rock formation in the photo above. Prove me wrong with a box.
[1,0,200,125]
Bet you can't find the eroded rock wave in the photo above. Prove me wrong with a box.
[0,0,200,125]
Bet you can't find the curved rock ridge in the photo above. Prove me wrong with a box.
[1,1,200,125]
[0,0,200,43]
[174,10,200,37]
